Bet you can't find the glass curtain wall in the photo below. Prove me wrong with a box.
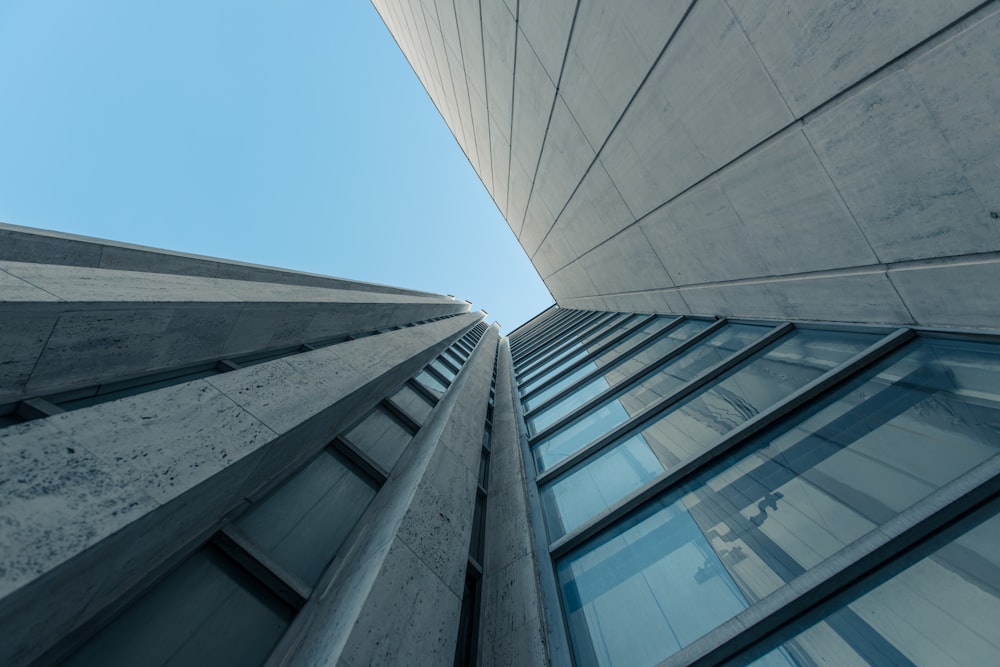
[508,308,1000,667]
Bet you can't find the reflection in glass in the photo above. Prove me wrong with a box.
[64,547,291,667]
[542,330,877,538]
[415,369,447,397]
[520,316,673,397]
[557,337,1000,666]
[524,319,707,412]
[532,324,769,471]
[235,449,377,586]
[748,503,1000,666]
[518,314,632,387]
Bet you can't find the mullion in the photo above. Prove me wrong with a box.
[522,316,692,416]
[510,310,580,357]
[515,312,623,377]
[516,313,642,387]
[513,311,597,363]
[528,319,735,446]
[514,312,603,367]
[545,328,914,559]
[519,314,661,399]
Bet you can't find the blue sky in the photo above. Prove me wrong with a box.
[0,0,552,331]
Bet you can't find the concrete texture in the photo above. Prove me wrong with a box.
[0,314,481,666]
[0,222,438,297]
[0,259,467,402]
[274,326,500,667]
[478,338,551,667]
[377,0,1000,330]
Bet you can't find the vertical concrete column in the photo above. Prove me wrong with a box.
[0,314,481,666]
[477,338,561,666]
[272,325,501,667]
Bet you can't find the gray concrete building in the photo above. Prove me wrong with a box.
[4,1,1000,666]
[373,0,1000,331]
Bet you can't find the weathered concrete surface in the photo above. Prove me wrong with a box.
[272,326,500,667]
[0,222,439,297]
[478,338,552,667]
[0,261,468,402]
[376,0,1000,330]
[0,314,481,666]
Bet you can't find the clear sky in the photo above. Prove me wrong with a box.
[0,0,553,331]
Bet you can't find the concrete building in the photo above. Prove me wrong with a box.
[3,1,1000,666]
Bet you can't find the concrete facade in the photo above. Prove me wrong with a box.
[374,0,1000,330]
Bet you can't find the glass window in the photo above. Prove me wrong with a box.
[531,325,770,471]
[342,406,414,471]
[556,337,1000,666]
[540,330,879,537]
[747,502,1000,666]
[64,547,292,667]
[415,369,447,398]
[429,358,457,383]
[523,319,706,411]
[235,449,377,587]
[517,314,635,386]
[389,385,434,425]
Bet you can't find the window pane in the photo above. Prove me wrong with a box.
[389,385,434,424]
[557,337,1000,666]
[429,358,457,383]
[343,406,414,470]
[518,314,646,391]
[748,503,1000,666]
[524,319,707,411]
[235,449,377,586]
[65,547,291,667]
[541,329,878,538]
[415,369,447,397]
[532,325,770,471]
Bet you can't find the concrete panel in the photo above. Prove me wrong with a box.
[510,34,556,195]
[0,225,102,267]
[0,420,159,599]
[0,266,62,301]
[517,0,574,84]
[0,310,58,403]
[805,68,1000,263]
[560,0,691,149]
[46,381,276,504]
[489,119,511,213]
[560,159,635,257]
[602,0,792,218]
[728,0,983,116]
[506,154,534,235]
[532,96,596,226]
[454,0,488,100]
[557,294,611,312]
[640,182,770,285]
[889,258,1000,331]
[545,259,598,301]
[579,226,675,295]
[338,537,463,667]
[678,270,913,324]
[0,222,441,297]
[719,129,877,274]
[482,0,516,138]
[909,8,1000,218]
[596,288,692,316]
[519,193,555,258]
[468,86,494,190]
[532,222,577,280]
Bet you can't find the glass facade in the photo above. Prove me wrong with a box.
[510,309,1000,667]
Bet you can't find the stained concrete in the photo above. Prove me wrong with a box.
[0,260,468,402]
[0,314,481,666]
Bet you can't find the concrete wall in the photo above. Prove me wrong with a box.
[0,259,467,403]
[0,314,482,666]
[375,0,1000,330]
[0,222,440,297]
[272,325,500,667]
